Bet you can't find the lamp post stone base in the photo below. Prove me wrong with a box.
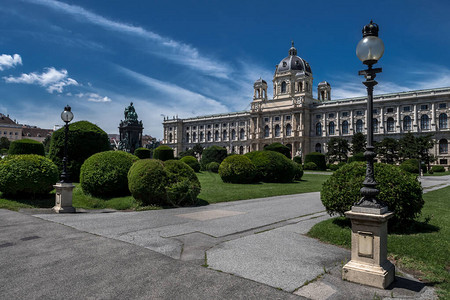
[342,209,395,289]
[53,182,76,213]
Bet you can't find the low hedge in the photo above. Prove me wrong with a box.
[303,162,317,170]
[8,139,45,156]
[304,152,326,170]
[245,150,296,183]
[206,162,220,173]
[153,145,174,161]
[219,155,256,183]
[321,162,423,227]
[80,151,138,197]
[0,154,59,197]
[431,165,445,172]
[400,159,426,174]
[347,152,365,163]
[134,147,151,159]
[180,156,201,172]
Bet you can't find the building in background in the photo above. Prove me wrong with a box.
[0,113,53,143]
[162,43,450,166]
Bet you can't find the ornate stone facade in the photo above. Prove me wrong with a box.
[162,44,450,166]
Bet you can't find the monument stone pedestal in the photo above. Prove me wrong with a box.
[342,206,395,289]
[53,182,76,213]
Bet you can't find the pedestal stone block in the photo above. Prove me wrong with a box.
[53,182,76,213]
[342,209,395,289]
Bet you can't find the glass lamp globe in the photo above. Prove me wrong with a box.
[356,35,385,65]
[61,106,74,123]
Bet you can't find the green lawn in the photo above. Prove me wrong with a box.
[197,172,329,203]
[308,186,450,298]
[0,172,329,210]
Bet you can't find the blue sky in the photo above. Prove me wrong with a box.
[1,0,450,139]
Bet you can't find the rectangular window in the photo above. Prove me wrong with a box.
[200,125,204,129]
[328,113,334,118]
[274,116,280,121]
[207,125,211,129]
[373,109,378,114]
[186,127,189,130]
[223,123,227,127]
[316,114,321,119]
[387,107,394,113]
[342,112,348,117]
[356,110,363,116]
[240,121,245,126]
[285,115,291,121]
[264,118,269,122]
[439,103,447,109]
[403,106,411,112]
[169,127,172,131]
[215,124,219,128]
[440,159,448,165]
[193,126,196,130]
[420,104,428,110]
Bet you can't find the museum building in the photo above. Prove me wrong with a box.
[162,43,450,166]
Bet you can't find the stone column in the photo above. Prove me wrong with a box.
[379,107,384,134]
[413,104,418,132]
[396,106,401,133]
[431,103,436,131]
[53,183,76,213]
[342,207,395,289]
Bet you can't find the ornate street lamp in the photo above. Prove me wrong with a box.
[355,20,386,210]
[60,105,74,183]
[342,21,394,289]
[53,105,75,213]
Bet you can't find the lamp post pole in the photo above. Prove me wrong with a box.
[342,20,395,289]
[61,117,70,183]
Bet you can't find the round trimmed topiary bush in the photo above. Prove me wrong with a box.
[245,150,296,183]
[80,151,138,197]
[264,143,291,159]
[49,121,110,182]
[127,159,201,207]
[321,162,423,227]
[293,156,302,164]
[303,162,317,170]
[206,162,220,173]
[200,146,227,170]
[304,152,326,170]
[153,145,174,161]
[128,159,168,205]
[430,165,445,173]
[293,163,304,181]
[8,139,45,156]
[164,160,201,206]
[219,155,256,184]
[0,154,59,197]
[134,147,151,159]
[180,155,200,172]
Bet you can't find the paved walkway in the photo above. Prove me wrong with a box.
[1,175,447,299]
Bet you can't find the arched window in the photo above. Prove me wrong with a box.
[264,125,269,137]
[186,132,190,143]
[386,117,395,132]
[285,124,292,136]
[439,139,448,154]
[240,128,245,140]
[223,130,227,140]
[342,120,349,134]
[421,114,430,130]
[298,81,303,92]
[316,122,322,136]
[232,129,236,140]
[275,124,281,137]
[373,119,378,133]
[356,119,363,133]
[169,133,173,143]
[315,143,322,153]
[239,146,244,155]
[215,130,219,141]
[207,131,211,142]
[200,132,204,142]
[192,132,197,142]
[403,116,412,131]
[281,81,287,93]
[439,113,448,129]
[321,91,325,101]
[328,121,335,135]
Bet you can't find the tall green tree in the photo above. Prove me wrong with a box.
[326,137,349,163]
[351,132,366,154]
[417,134,435,170]
[398,132,417,161]
[375,137,399,164]
[0,137,10,150]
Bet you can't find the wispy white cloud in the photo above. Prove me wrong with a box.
[0,54,22,71]
[25,0,232,78]
[3,67,78,93]
[75,92,112,102]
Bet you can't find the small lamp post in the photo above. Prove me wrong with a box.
[53,105,76,213]
[342,21,395,289]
